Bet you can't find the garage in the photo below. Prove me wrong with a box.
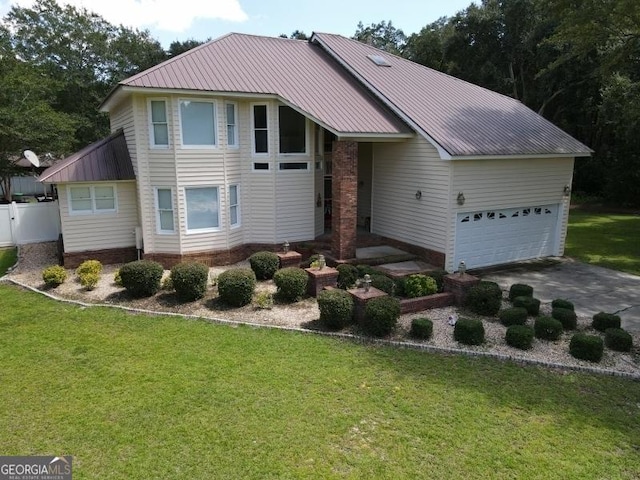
[454,204,560,269]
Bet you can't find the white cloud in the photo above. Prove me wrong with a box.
[6,0,248,32]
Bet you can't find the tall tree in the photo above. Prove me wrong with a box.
[353,20,406,55]
[168,39,208,58]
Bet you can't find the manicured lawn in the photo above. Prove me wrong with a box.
[566,210,640,275]
[0,247,17,276]
[1,284,639,479]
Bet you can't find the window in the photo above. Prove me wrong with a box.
[226,102,237,148]
[155,188,175,233]
[279,106,306,154]
[229,185,239,227]
[279,162,308,170]
[253,104,268,154]
[185,187,219,232]
[69,185,116,214]
[150,100,169,147]
[180,100,216,146]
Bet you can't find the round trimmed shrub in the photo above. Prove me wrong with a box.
[454,318,485,345]
[362,296,401,337]
[505,325,534,350]
[592,312,621,332]
[569,333,604,362]
[79,272,99,290]
[404,274,437,298]
[317,289,353,330]
[217,268,256,307]
[464,283,502,316]
[337,264,359,289]
[499,307,528,326]
[170,262,209,301]
[410,317,433,340]
[42,265,67,287]
[273,267,308,302]
[76,259,103,277]
[478,281,503,300]
[534,316,563,340]
[509,283,533,301]
[551,299,574,311]
[604,328,633,352]
[513,296,541,316]
[552,307,578,330]
[119,260,164,298]
[249,251,280,280]
[370,274,395,294]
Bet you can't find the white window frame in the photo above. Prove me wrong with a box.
[277,161,310,171]
[184,186,220,234]
[228,184,240,228]
[148,98,169,149]
[154,187,175,234]
[251,103,269,158]
[277,105,309,156]
[67,184,117,215]
[179,99,218,149]
[225,101,238,149]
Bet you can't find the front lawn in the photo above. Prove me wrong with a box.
[0,246,17,276]
[566,210,640,275]
[1,284,639,479]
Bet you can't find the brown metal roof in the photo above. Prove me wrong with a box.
[312,33,592,157]
[113,33,409,136]
[39,129,135,183]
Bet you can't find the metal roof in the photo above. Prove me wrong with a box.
[39,129,135,183]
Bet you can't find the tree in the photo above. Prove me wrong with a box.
[353,20,406,55]
[279,30,308,40]
[168,39,208,58]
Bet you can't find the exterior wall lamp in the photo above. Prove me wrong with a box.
[415,190,422,200]
[457,192,465,205]
[563,185,571,197]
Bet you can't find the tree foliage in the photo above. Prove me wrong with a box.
[353,20,406,55]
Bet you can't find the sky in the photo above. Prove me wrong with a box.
[0,0,475,47]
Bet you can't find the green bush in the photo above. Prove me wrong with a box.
[569,333,604,362]
[119,260,164,298]
[76,259,102,277]
[217,268,256,307]
[370,274,395,294]
[499,307,528,326]
[454,318,485,345]
[161,274,173,291]
[394,277,407,297]
[604,328,633,352]
[464,283,502,316]
[362,296,401,337]
[42,265,67,287]
[79,272,100,290]
[317,289,354,330]
[249,251,280,280]
[478,281,503,300]
[552,307,578,330]
[301,254,320,269]
[592,312,621,332]
[273,267,308,302]
[513,296,541,316]
[253,291,274,310]
[505,325,535,350]
[410,317,433,340]
[337,264,359,289]
[551,299,574,311]
[170,262,209,302]
[404,274,437,298]
[429,269,448,293]
[356,264,376,277]
[113,269,123,287]
[534,316,563,340]
[509,283,533,301]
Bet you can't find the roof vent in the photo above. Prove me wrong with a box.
[367,54,391,67]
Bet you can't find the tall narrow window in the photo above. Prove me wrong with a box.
[155,188,175,233]
[150,100,169,147]
[185,187,219,232]
[180,100,216,146]
[253,105,268,154]
[226,103,237,147]
[229,185,239,227]
[279,106,306,154]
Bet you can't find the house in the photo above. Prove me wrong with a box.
[39,32,591,271]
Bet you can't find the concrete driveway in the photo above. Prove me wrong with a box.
[482,258,640,333]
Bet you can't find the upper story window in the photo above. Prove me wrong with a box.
[226,102,238,148]
[180,100,216,147]
[69,185,116,215]
[279,106,306,154]
[149,100,169,147]
[252,104,268,154]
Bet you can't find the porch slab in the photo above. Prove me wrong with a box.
[376,260,440,279]
[356,245,407,259]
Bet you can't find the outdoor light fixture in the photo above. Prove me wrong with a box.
[457,192,466,205]
[317,254,326,269]
[458,260,466,276]
[363,274,372,292]
[563,185,571,197]
[283,241,290,253]
[415,190,422,200]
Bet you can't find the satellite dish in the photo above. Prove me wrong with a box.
[23,150,40,168]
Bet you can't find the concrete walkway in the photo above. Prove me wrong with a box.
[484,258,640,333]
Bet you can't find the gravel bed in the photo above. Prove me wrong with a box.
[5,242,640,377]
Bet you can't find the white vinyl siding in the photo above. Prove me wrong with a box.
[275,171,315,242]
[185,186,220,232]
[154,187,175,234]
[68,185,116,215]
[149,99,169,147]
[180,100,217,147]
[229,184,240,227]
[226,102,238,148]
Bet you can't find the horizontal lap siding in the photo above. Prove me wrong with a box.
[110,101,137,175]
[276,169,314,242]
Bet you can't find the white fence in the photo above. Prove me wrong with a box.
[0,201,61,247]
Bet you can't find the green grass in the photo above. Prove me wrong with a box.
[0,247,17,276]
[1,284,639,479]
[566,210,640,275]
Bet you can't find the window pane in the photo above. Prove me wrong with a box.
[154,124,169,146]
[253,162,269,170]
[157,189,172,210]
[226,103,235,124]
[181,101,216,145]
[230,205,238,225]
[227,125,236,146]
[151,101,166,123]
[159,210,174,231]
[279,106,306,153]
[254,130,268,153]
[279,162,308,170]
[229,185,238,205]
[253,105,267,129]
[186,187,219,230]
[95,198,115,210]
[71,199,92,211]
[70,187,90,201]
[94,186,114,199]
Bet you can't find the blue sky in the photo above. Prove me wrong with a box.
[1,0,475,47]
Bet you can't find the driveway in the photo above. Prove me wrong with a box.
[482,258,640,333]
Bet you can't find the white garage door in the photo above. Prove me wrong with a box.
[454,204,560,269]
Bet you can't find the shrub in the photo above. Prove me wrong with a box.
[113,269,123,287]
[454,318,485,345]
[217,268,256,307]
[604,328,633,352]
[394,277,407,297]
[569,333,604,362]
[42,265,67,287]
[370,274,395,294]
[76,259,102,277]
[592,312,621,332]
[119,260,164,298]
[170,262,209,302]
[513,296,541,316]
[337,264,359,289]
[404,274,438,298]
[301,254,320,269]
[478,281,503,300]
[79,272,99,290]
[249,251,280,280]
[317,289,354,330]
[551,299,574,311]
[509,283,533,301]
[552,307,578,330]
[362,296,401,337]
[464,283,502,316]
[273,267,308,302]
[429,269,448,293]
[505,325,534,350]
[356,264,376,277]
[498,307,528,326]
[410,317,433,340]
[254,291,274,310]
[534,316,563,341]
[161,274,174,291]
